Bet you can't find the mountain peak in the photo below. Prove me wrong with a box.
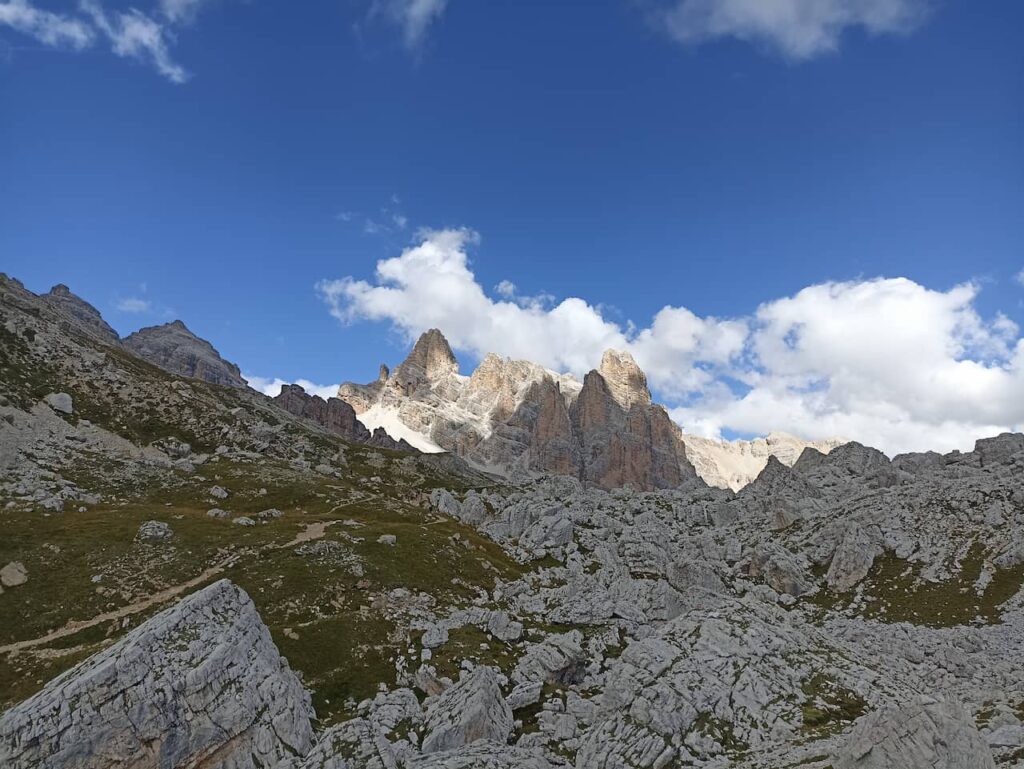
[597,348,651,409]
[394,329,459,388]
[123,320,246,388]
[41,283,119,343]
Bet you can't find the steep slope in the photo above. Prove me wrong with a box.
[40,284,120,344]
[123,319,248,388]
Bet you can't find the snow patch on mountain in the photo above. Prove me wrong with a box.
[358,405,444,453]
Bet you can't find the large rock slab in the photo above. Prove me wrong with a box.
[421,666,513,754]
[0,579,314,769]
[834,696,996,769]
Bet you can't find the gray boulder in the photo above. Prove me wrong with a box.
[421,666,513,754]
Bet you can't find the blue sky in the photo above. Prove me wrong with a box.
[1,0,1022,453]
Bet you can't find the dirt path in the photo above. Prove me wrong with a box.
[280,494,374,547]
[0,554,240,656]
[1,494,379,656]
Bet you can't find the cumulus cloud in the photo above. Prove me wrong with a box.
[1015,268,1024,288]
[656,0,931,60]
[318,228,1024,456]
[0,0,94,49]
[370,0,448,49]
[0,0,191,82]
[244,374,342,402]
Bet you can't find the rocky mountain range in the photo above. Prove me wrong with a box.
[2,272,1023,769]
[338,329,843,491]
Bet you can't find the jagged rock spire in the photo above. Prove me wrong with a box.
[392,329,460,395]
[598,349,651,410]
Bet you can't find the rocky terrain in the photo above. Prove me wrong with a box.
[338,330,842,491]
[2,273,1024,768]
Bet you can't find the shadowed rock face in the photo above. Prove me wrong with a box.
[41,284,120,344]
[274,384,414,451]
[0,580,314,769]
[570,367,691,491]
[123,320,247,388]
[391,328,460,397]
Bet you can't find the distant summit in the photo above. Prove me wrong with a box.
[41,284,120,344]
[124,320,248,388]
[337,329,845,490]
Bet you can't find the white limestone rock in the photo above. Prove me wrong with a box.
[0,579,314,769]
[421,666,513,754]
[834,696,996,769]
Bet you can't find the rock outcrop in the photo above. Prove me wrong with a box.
[40,284,120,344]
[570,355,691,491]
[835,697,996,769]
[274,383,414,451]
[421,666,513,754]
[0,580,314,769]
[123,319,247,388]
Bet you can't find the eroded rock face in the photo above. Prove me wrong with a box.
[421,666,513,754]
[834,696,996,769]
[273,383,414,451]
[681,432,847,492]
[123,320,247,388]
[570,365,691,491]
[275,383,372,442]
[0,579,314,769]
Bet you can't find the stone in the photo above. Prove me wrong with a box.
[206,507,230,518]
[0,561,28,588]
[378,534,398,546]
[421,666,513,754]
[209,485,230,499]
[233,516,256,526]
[506,681,543,710]
[44,392,73,415]
[136,520,173,541]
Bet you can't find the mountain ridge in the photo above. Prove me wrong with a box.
[338,328,845,491]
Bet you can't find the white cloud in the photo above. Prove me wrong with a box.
[371,0,448,49]
[115,297,152,313]
[318,228,1024,456]
[0,0,94,49]
[160,0,207,25]
[244,374,342,402]
[81,1,188,83]
[495,280,517,298]
[1015,268,1024,287]
[0,0,191,82]
[657,0,930,60]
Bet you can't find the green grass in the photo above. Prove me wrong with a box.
[0,452,526,724]
[808,542,1024,628]
[799,672,867,736]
